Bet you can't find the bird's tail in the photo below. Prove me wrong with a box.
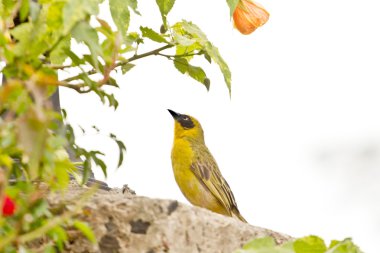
[232,208,248,223]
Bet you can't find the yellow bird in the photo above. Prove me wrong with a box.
[168,109,247,222]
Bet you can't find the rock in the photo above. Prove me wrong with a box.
[50,184,292,253]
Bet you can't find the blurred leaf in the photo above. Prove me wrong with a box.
[0,154,13,168]
[16,109,48,180]
[72,21,103,71]
[73,220,97,243]
[236,236,294,253]
[242,237,276,250]
[156,0,175,24]
[47,226,68,251]
[226,0,239,16]
[140,26,168,43]
[65,49,85,66]
[19,0,30,22]
[173,31,197,46]
[50,36,71,65]
[83,54,105,73]
[121,63,135,74]
[63,0,101,34]
[110,133,127,168]
[109,0,130,41]
[326,238,363,253]
[294,236,327,253]
[52,161,71,190]
[92,152,107,177]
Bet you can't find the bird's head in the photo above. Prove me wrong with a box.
[168,109,204,141]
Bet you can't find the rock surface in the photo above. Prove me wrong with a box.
[51,184,292,253]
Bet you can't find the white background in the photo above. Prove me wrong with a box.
[60,0,380,252]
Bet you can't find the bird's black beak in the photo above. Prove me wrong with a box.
[168,109,180,120]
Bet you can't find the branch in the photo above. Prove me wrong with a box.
[61,44,174,83]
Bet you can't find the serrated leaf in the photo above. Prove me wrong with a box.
[156,0,175,24]
[140,26,168,43]
[72,21,103,71]
[226,0,240,17]
[174,58,208,90]
[73,220,97,243]
[242,237,276,250]
[294,236,327,253]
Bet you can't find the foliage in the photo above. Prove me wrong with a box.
[0,0,237,251]
[235,236,363,253]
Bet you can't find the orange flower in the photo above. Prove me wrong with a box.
[233,0,269,35]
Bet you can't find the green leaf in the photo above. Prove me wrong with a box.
[48,226,68,251]
[173,31,197,46]
[226,0,240,17]
[156,0,176,24]
[177,21,232,95]
[294,236,327,253]
[109,0,130,41]
[63,0,101,34]
[140,26,168,43]
[121,63,136,74]
[326,238,363,253]
[72,21,103,71]
[180,21,208,43]
[83,54,105,73]
[242,237,276,250]
[9,23,33,57]
[50,36,71,65]
[204,42,231,95]
[65,49,85,66]
[19,0,30,22]
[236,236,294,253]
[52,160,71,190]
[110,133,127,168]
[174,58,208,90]
[92,152,107,177]
[73,220,97,243]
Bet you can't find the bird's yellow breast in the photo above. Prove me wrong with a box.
[171,138,228,215]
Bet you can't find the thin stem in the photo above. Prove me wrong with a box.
[61,44,174,83]
[157,51,203,59]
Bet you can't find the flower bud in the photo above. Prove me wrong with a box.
[233,0,269,35]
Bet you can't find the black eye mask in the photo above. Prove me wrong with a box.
[178,115,195,129]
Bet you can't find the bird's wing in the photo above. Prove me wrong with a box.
[190,144,239,215]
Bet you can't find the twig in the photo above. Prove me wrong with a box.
[61,44,174,83]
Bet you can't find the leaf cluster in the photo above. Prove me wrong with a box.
[0,0,233,251]
[235,236,363,253]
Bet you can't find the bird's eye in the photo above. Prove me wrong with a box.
[183,116,189,121]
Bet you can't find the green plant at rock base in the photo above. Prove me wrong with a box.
[0,0,247,251]
[235,236,363,253]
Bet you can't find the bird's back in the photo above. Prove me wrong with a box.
[172,137,247,222]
